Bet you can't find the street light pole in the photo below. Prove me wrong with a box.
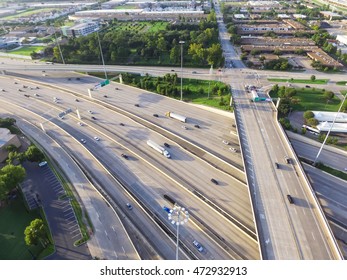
[313,92,347,165]
[179,41,185,101]
[96,29,108,80]
[168,205,189,260]
[52,27,65,64]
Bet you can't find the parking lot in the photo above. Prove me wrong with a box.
[21,161,91,259]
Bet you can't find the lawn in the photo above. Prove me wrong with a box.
[1,8,58,20]
[268,78,329,84]
[270,87,341,111]
[336,81,347,85]
[0,197,43,260]
[8,46,44,56]
[111,21,168,33]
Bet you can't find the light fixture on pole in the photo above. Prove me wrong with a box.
[168,205,189,260]
[179,41,185,101]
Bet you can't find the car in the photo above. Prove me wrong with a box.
[171,69,175,72]
[115,87,119,90]
[94,136,100,141]
[193,240,204,252]
[24,94,30,98]
[23,85,28,88]
[275,162,279,169]
[34,93,39,97]
[103,95,108,98]
[120,123,125,126]
[88,110,93,114]
[153,114,159,117]
[78,122,83,126]
[134,104,140,107]
[68,78,71,81]
[91,116,96,120]
[344,167,347,171]
[163,206,171,213]
[38,161,47,167]
[14,81,18,84]
[18,88,22,92]
[76,77,80,80]
[163,143,170,148]
[80,139,86,144]
[0,89,5,92]
[210,178,218,185]
[229,147,237,153]
[192,71,197,74]
[222,140,229,145]
[284,156,291,164]
[54,100,59,103]
[194,124,200,128]
[75,98,79,102]
[126,203,133,210]
[181,125,187,130]
[287,194,294,204]
[305,85,311,88]
[121,153,128,159]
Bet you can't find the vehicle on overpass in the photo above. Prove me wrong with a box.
[147,140,171,158]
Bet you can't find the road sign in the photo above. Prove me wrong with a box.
[100,79,109,87]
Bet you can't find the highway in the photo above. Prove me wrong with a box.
[0,72,260,259]
[213,2,342,259]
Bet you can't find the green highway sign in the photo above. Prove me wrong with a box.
[100,79,109,87]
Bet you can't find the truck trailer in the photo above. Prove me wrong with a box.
[147,140,171,158]
[165,112,187,123]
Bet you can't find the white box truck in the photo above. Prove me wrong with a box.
[165,112,187,123]
[147,140,171,158]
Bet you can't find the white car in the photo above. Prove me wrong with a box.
[78,122,83,126]
[193,240,204,252]
[222,140,229,145]
[88,110,93,114]
[229,147,237,153]
[181,125,187,130]
[80,139,86,144]
[94,136,100,141]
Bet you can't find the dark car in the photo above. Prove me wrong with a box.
[210,178,218,185]
[91,116,96,120]
[287,194,294,204]
[305,85,311,88]
[275,162,279,169]
[120,123,125,126]
[121,153,128,159]
[163,206,171,213]
[103,95,108,98]
[126,203,133,210]
[115,87,119,90]
[153,114,159,117]
[164,143,170,148]
[76,77,81,80]
[134,104,140,107]
[194,124,200,128]
[75,98,79,102]
[284,156,291,164]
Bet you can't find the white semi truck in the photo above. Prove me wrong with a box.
[165,111,187,123]
[147,140,171,158]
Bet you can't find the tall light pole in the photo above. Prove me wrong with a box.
[96,28,108,80]
[52,26,65,64]
[179,41,185,101]
[313,92,347,165]
[168,205,189,260]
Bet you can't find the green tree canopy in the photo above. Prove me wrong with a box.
[303,111,314,120]
[24,219,48,246]
[25,145,45,162]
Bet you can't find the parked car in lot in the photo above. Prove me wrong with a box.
[126,203,133,210]
[193,240,204,252]
[38,161,47,167]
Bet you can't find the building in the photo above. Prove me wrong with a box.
[320,11,344,20]
[312,111,347,123]
[0,128,21,162]
[62,22,99,38]
[337,34,347,46]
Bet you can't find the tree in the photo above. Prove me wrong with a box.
[324,91,334,101]
[310,75,316,82]
[24,219,48,247]
[303,111,314,120]
[0,164,26,200]
[307,118,319,126]
[25,145,44,162]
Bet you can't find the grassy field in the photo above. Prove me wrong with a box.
[8,46,44,56]
[0,197,43,260]
[271,87,341,111]
[111,21,168,33]
[114,5,137,9]
[268,78,329,84]
[336,81,347,85]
